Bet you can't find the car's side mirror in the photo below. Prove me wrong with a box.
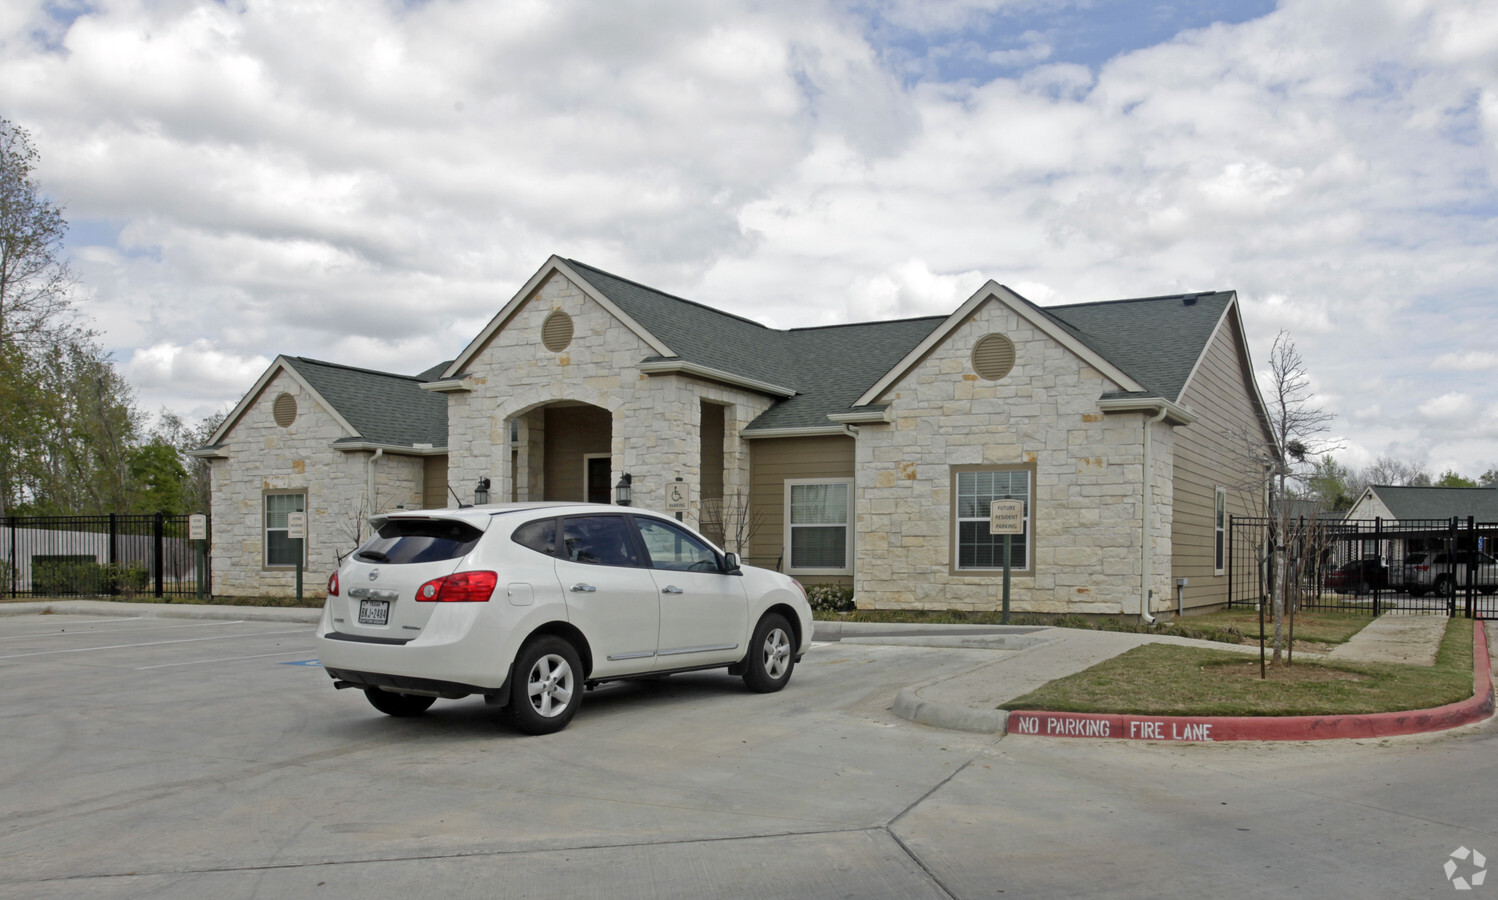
[722,552,743,575]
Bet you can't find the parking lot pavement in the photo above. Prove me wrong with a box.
[4,612,1496,899]
[0,613,997,899]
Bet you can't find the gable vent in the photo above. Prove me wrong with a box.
[971,334,1016,381]
[272,392,298,428]
[541,310,574,353]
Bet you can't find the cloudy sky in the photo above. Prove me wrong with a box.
[3,0,1496,478]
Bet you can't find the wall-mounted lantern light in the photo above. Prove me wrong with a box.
[475,477,491,505]
[614,473,633,506]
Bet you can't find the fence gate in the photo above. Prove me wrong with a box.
[1229,515,1498,618]
[2,514,212,600]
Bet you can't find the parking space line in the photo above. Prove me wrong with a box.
[0,619,244,641]
[0,628,309,660]
[135,650,315,670]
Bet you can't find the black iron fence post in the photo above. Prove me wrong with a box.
[1373,517,1383,616]
[154,512,165,599]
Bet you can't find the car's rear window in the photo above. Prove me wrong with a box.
[1406,553,1427,565]
[355,518,483,564]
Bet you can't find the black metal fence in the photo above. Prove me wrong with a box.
[1228,515,1498,618]
[1,514,211,600]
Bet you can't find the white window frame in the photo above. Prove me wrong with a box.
[952,467,1033,573]
[1214,486,1227,576]
[783,478,854,576]
[264,491,306,569]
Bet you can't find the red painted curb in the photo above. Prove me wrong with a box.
[1007,621,1494,742]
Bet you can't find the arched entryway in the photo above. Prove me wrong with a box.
[510,401,614,503]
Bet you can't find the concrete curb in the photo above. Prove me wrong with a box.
[0,599,322,624]
[1006,621,1494,742]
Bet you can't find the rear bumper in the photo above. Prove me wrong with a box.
[324,665,501,699]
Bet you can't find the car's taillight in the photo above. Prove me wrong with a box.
[1415,565,1429,572]
[791,579,808,602]
[416,571,498,602]
[328,571,340,596]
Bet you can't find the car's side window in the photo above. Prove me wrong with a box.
[636,518,719,572]
[560,515,641,567]
[512,518,557,557]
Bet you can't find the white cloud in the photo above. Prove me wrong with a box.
[1,0,1497,475]
[1432,351,1498,371]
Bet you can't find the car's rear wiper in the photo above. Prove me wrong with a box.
[356,549,391,562]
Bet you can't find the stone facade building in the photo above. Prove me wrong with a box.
[197,256,1275,614]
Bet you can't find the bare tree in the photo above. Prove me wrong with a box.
[1262,332,1340,664]
[0,119,76,353]
[699,489,764,558]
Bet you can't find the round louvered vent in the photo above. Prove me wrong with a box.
[272,392,298,427]
[971,334,1016,381]
[541,311,574,353]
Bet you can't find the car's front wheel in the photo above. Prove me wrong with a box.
[365,688,436,717]
[507,636,583,735]
[742,613,795,693]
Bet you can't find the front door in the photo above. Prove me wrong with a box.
[586,456,612,504]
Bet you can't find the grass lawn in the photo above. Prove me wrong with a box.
[999,617,1476,717]
[815,606,1371,648]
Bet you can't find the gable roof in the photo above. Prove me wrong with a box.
[292,358,449,450]
[1358,485,1498,522]
[201,356,448,454]
[1038,291,1236,403]
[299,257,1253,441]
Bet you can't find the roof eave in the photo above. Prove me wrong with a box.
[638,359,797,398]
[332,441,449,456]
[1096,396,1197,426]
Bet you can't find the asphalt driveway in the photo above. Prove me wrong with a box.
[1,611,1495,899]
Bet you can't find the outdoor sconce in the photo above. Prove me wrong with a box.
[475,477,491,505]
[615,473,632,506]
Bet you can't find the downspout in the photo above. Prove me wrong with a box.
[1140,407,1169,625]
[367,448,383,515]
[842,423,860,607]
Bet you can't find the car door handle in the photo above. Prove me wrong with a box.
[661,585,684,594]
[570,584,597,593]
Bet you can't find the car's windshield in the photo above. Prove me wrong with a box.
[356,518,483,564]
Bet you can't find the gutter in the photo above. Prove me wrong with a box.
[367,448,383,513]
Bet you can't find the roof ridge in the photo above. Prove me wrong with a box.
[565,258,778,334]
[1044,290,1230,311]
[787,314,948,334]
[287,356,426,382]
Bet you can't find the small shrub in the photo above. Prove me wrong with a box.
[803,584,855,613]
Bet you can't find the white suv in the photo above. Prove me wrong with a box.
[315,502,813,734]
[1402,549,1498,598]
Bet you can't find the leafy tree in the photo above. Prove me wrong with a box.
[1306,454,1354,512]
[127,441,189,514]
[1481,468,1498,488]
[150,408,226,514]
[1434,469,1477,488]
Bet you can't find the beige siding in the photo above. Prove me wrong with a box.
[422,455,449,509]
[748,435,855,586]
[1171,309,1272,610]
[542,405,611,502]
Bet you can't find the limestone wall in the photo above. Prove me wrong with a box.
[446,271,774,531]
[209,369,425,597]
[852,300,1177,613]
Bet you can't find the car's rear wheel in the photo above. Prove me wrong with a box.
[1435,576,1456,598]
[507,636,583,735]
[365,688,436,717]
[742,613,795,693]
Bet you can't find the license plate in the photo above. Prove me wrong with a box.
[358,598,390,625]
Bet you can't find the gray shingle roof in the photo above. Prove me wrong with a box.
[285,357,447,449]
[1033,291,1234,402]
[565,260,946,431]
[1365,485,1498,521]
